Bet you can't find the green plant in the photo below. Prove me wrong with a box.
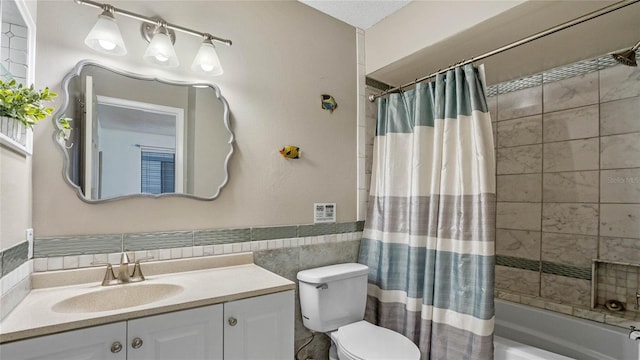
[0,79,58,128]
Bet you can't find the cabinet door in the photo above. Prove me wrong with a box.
[0,322,126,360]
[224,290,294,360]
[127,304,223,360]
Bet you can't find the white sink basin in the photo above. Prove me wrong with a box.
[52,283,184,313]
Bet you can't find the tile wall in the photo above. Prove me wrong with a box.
[489,55,640,327]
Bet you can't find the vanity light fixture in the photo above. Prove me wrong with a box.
[142,21,179,68]
[191,36,224,75]
[83,5,127,55]
[76,0,232,74]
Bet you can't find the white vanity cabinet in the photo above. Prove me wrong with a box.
[0,322,127,360]
[0,291,294,360]
[224,290,294,360]
[127,304,223,360]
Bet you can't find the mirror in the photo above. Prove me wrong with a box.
[54,60,233,202]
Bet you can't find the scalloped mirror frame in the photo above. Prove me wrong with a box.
[53,60,234,203]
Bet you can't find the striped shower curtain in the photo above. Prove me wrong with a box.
[359,64,496,360]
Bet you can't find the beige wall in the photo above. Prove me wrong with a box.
[365,0,524,75]
[33,0,357,236]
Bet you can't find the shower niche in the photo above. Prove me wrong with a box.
[592,259,640,317]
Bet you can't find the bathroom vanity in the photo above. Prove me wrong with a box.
[0,253,295,359]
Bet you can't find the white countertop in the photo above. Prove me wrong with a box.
[0,253,295,344]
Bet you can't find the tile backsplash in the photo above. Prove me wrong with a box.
[490,52,640,328]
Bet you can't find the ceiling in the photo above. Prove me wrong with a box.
[298,0,411,29]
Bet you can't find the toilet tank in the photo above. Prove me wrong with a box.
[297,263,369,332]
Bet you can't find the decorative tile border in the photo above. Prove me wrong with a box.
[34,234,123,257]
[0,242,29,277]
[194,228,251,246]
[497,255,592,281]
[251,226,298,241]
[33,221,365,258]
[124,231,193,252]
[486,50,638,96]
[496,255,540,272]
[33,232,363,273]
[542,261,592,281]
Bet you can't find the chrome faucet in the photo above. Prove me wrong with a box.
[95,253,153,286]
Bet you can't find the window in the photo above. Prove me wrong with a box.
[141,151,175,194]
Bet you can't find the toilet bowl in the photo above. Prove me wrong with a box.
[331,320,420,360]
[297,263,420,360]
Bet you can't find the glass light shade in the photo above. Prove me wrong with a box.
[84,11,127,56]
[191,40,224,76]
[143,29,179,68]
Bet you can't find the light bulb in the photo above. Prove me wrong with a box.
[191,38,223,75]
[84,9,127,56]
[200,63,214,72]
[143,27,179,68]
[98,39,116,51]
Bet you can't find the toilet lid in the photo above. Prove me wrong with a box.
[334,321,421,360]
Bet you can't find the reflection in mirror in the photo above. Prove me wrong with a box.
[54,61,233,202]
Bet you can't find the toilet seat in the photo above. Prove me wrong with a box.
[331,321,421,360]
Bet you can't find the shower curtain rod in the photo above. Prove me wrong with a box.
[369,0,640,102]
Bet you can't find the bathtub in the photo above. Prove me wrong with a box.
[495,336,571,360]
[495,299,639,360]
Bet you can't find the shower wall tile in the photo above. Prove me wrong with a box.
[492,55,640,326]
[491,122,497,148]
[599,237,640,264]
[543,138,599,172]
[542,105,599,142]
[541,232,597,267]
[496,202,542,231]
[497,115,542,147]
[600,169,640,203]
[601,132,640,169]
[497,86,542,121]
[541,203,599,236]
[543,171,598,203]
[600,64,640,102]
[600,96,640,136]
[541,274,591,307]
[496,144,542,174]
[600,204,640,239]
[487,96,497,121]
[495,265,539,296]
[543,71,599,113]
[497,174,541,202]
[496,229,541,260]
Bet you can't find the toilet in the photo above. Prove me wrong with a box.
[297,263,421,360]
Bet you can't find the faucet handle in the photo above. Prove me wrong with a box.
[130,256,154,282]
[100,264,117,286]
